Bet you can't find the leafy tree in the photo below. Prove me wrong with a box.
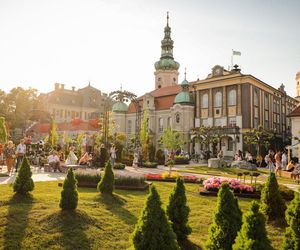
[0,116,7,144]
[97,161,114,195]
[140,109,149,161]
[260,173,286,221]
[131,185,179,250]
[244,125,274,156]
[205,183,242,250]
[233,201,272,250]
[13,156,34,195]
[160,127,183,152]
[166,177,191,242]
[282,188,300,249]
[59,168,78,210]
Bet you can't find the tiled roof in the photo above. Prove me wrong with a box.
[149,85,181,97]
[288,105,300,117]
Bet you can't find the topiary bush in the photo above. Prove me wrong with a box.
[233,201,272,250]
[205,183,242,250]
[97,160,114,195]
[155,149,165,165]
[260,172,286,221]
[131,185,179,250]
[282,188,300,249]
[166,177,191,242]
[59,168,78,210]
[13,156,34,195]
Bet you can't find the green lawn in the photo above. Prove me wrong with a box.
[0,181,286,250]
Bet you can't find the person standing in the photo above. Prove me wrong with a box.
[275,150,282,177]
[110,144,117,167]
[4,141,15,174]
[15,139,26,172]
[281,151,287,170]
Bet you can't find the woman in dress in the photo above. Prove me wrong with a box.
[65,146,78,165]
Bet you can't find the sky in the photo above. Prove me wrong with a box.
[0,0,299,97]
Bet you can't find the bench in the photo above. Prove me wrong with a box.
[281,170,292,178]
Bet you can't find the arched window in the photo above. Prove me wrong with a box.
[202,93,208,108]
[214,91,222,107]
[158,118,163,132]
[228,89,236,106]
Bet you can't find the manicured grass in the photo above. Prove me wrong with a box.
[0,181,286,249]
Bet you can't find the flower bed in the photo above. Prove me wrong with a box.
[200,177,260,199]
[141,162,158,168]
[174,155,190,165]
[144,173,199,183]
[204,177,254,193]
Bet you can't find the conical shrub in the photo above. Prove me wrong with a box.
[59,168,78,210]
[166,177,191,242]
[282,189,300,249]
[13,156,34,195]
[205,183,242,250]
[233,201,272,250]
[260,173,286,221]
[131,185,179,250]
[97,160,114,195]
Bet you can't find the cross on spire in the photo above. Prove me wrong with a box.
[167,11,169,26]
[184,67,187,80]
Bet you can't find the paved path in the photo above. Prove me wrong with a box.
[1,164,299,192]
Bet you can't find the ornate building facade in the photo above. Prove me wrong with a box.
[112,15,298,156]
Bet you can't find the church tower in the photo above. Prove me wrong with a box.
[296,71,300,101]
[154,13,180,89]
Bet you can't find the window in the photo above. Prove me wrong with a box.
[264,94,269,110]
[214,118,222,126]
[202,93,208,108]
[175,113,180,123]
[228,89,236,106]
[254,89,259,106]
[228,117,236,127]
[202,119,208,126]
[158,118,163,132]
[214,91,222,107]
[228,137,233,151]
[128,120,132,134]
[167,117,171,128]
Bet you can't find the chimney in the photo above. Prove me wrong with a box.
[55,83,59,90]
[72,86,75,91]
[61,84,65,90]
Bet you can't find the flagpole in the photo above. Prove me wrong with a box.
[231,49,233,70]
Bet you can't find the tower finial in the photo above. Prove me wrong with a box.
[120,83,123,92]
[184,67,187,80]
[167,11,169,26]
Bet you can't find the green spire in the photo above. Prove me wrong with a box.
[174,69,193,106]
[155,12,180,71]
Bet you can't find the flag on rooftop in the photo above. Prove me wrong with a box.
[233,50,241,56]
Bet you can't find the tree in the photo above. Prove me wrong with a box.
[59,168,78,210]
[50,119,59,147]
[205,183,242,250]
[97,160,114,195]
[131,185,179,250]
[282,188,300,249]
[140,108,149,161]
[13,156,34,195]
[166,177,191,242]
[0,116,7,144]
[244,125,274,156]
[232,201,272,250]
[260,173,286,221]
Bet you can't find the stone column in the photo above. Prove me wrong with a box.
[237,84,242,115]
[222,86,227,116]
[209,88,213,117]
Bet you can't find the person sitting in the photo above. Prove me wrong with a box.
[47,151,62,172]
[291,163,300,182]
[65,146,78,165]
[287,160,295,172]
[78,150,92,165]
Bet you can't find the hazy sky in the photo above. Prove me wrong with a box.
[0,0,299,97]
